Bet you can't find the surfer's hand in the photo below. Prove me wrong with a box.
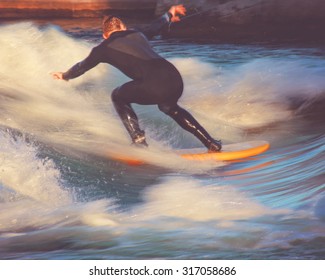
[51,72,65,80]
[168,5,186,22]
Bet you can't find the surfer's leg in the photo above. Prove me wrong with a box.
[158,103,222,151]
[111,87,148,146]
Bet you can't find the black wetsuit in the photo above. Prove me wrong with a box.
[63,13,221,151]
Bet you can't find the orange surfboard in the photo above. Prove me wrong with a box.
[180,140,270,161]
[110,141,270,166]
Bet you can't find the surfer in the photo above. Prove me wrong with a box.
[52,5,222,152]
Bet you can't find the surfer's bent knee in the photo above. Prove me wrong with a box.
[158,103,180,117]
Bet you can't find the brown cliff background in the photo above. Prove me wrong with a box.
[0,0,157,18]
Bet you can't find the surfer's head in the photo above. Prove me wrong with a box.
[102,15,127,39]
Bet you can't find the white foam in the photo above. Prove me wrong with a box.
[0,130,70,205]
[172,57,325,142]
[0,130,74,232]
[131,177,287,223]
[0,130,123,232]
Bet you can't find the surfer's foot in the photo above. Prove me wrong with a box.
[132,132,148,148]
[208,139,222,153]
[132,140,148,148]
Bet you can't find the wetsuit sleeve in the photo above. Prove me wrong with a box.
[140,12,172,39]
[63,46,102,80]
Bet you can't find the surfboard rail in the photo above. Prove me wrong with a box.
[179,141,270,161]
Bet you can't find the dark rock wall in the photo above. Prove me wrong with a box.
[156,0,325,42]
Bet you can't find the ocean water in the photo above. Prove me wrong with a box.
[0,20,324,260]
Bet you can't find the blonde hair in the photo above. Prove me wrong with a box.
[102,15,125,34]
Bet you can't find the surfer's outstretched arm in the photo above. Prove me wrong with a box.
[141,4,186,39]
[52,45,102,81]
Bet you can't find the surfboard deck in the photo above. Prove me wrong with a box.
[110,140,270,166]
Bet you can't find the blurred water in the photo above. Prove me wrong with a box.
[0,20,324,259]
